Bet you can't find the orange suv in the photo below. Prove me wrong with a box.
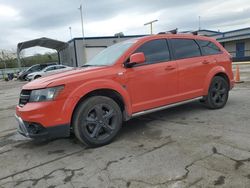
[16,33,234,147]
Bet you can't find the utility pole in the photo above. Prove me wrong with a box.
[79,5,85,38]
[144,20,158,34]
[78,4,87,65]
[69,26,72,39]
[198,16,201,30]
[1,51,7,79]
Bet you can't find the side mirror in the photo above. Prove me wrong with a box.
[126,52,145,68]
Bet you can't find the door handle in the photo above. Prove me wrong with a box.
[202,60,210,64]
[165,65,175,70]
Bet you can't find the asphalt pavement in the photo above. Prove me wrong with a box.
[0,78,250,188]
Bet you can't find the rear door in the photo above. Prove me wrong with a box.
[125,39,179,113]
[170,38,208,99]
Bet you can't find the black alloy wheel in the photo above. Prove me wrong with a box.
[204,76,229,109]
[73,96,122,147]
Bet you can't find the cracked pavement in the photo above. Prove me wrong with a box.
[0,80,250,188]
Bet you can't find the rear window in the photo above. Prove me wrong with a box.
[29,65,43,72]
[46,66,56,71]
[196,40,222,55]
[56,65,66,69]
[170,39,201,60]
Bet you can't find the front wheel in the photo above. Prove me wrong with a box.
[73,96,122,147]
[203,76,229,109]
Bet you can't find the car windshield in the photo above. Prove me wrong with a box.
[28,65,42,72]
[83,40,135,67]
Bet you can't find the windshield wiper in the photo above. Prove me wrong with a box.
[81,64,94,67]
[81,64,106,67]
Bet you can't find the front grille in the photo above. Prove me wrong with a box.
[19,90,31,107]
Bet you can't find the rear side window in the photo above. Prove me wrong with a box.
[135,39,170,64]
[46,67,56,71]
[197,40,222,55]
[171,39,201,59]
[56,65,66,69]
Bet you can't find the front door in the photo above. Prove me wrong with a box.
[124,39,179,113]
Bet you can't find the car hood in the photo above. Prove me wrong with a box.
[22,66,105,90]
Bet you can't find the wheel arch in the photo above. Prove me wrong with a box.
[61,79,132,127]
[203,67,230,95]
[34,75,41,78]
[214,72,230,86]
[71,88,129,125]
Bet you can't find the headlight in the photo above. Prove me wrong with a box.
[29,86,64,102]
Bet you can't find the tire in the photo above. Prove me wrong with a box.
[34,75,41,79]
[204,76,229,109]
[73,96,122,147]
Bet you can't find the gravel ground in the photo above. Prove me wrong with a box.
[0,77,250,188]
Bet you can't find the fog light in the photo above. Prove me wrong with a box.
[28,123,43,134]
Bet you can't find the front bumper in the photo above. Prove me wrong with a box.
[15,114,70,139]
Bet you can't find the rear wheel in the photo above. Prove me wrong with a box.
[73,96,122,147]
[203,76,229,109]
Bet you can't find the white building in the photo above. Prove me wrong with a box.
[59,35,144,67]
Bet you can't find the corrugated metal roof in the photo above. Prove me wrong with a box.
[17,37,68,52]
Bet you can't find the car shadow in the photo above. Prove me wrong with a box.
[12,100,220,151]
[119,100,206,136]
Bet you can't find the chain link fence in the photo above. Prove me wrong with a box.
[0,67,28,79]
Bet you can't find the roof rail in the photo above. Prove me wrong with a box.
[168,28,178,34]
[191,31,199,35]
[158,32,166,34]
[158,28,178,35]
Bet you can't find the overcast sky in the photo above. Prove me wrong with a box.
[0,0,250,55]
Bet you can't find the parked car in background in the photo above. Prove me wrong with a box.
[18,62,57,80]
[16,33,234,147]
[26,65,73,81]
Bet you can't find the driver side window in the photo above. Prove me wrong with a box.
[30,66,41,71]
[134,39,171,64]
[45,67,55,72]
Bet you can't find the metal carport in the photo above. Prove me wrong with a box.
[17,37,68,68]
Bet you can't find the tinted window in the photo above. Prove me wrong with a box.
[29,65,43,72]
[41,65,47,68]
[135,39,170,64]
[171,39,201,59]
[197,40,221,55]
